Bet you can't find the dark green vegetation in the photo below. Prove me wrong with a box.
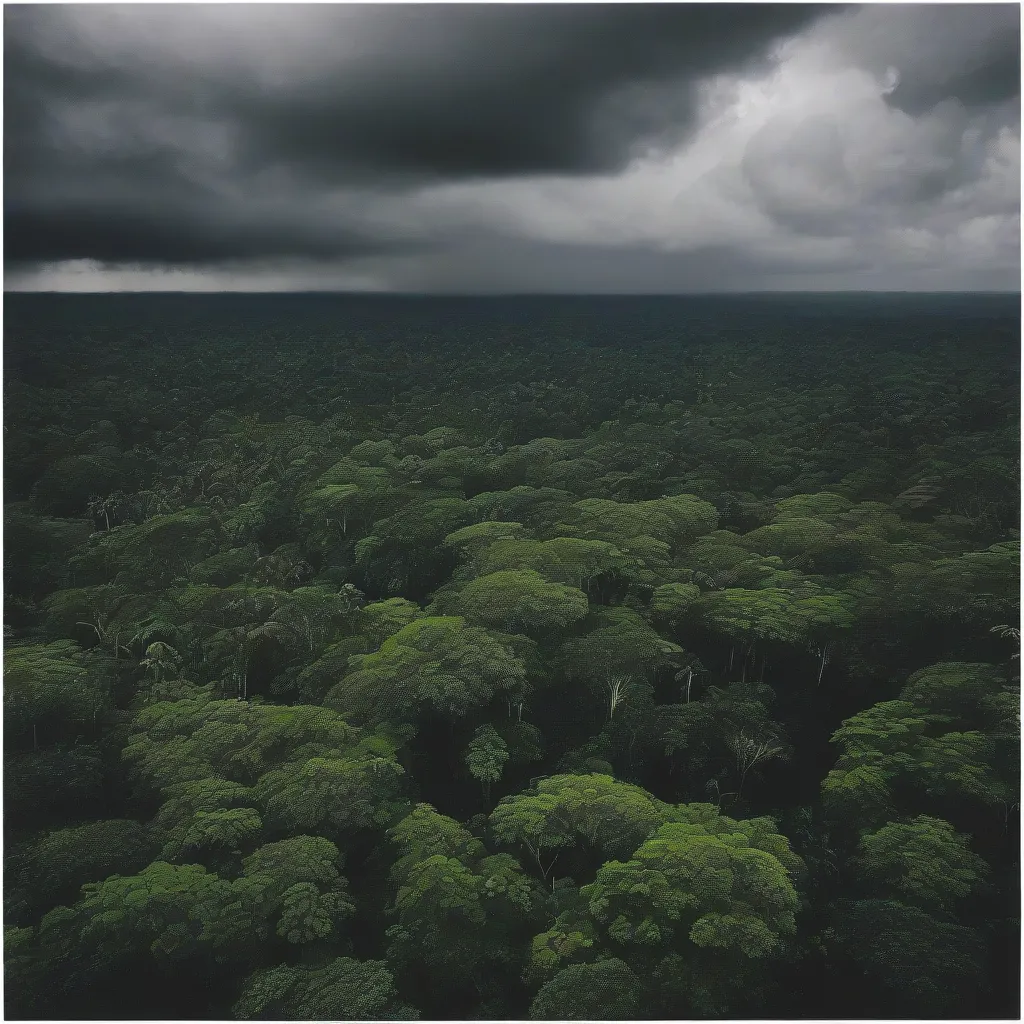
[4,293,1020,1019]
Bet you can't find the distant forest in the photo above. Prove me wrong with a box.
[4,293,1020,1020]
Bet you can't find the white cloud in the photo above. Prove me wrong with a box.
[5,258,390,293]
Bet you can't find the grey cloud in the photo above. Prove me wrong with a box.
[808,4,1020,114]
[372,233,874,294]
[5,198,404,266]
[232,6,834,182]
[741,99,978,239]
[742,116,856,235]
[3,4,1019,289]
[5,4,830,266]
[8,5,830,177]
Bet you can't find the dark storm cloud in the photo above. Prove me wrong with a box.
[5,200,403,266]
[4,4,830,267]
[890,46,1021,115]
[806,4,1020,115]
[3,4,1019,289]
[224,5,834,181]
[7,5,834,177]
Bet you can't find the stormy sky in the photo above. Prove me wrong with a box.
[4,3,1020,292]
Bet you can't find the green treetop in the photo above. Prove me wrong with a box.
[490,774,674,883]
[823,661,1017,829]
[529,958,645,1020]
[325,616,529,727]
[529,806,802,1017]
[387,804,545,999]
[450,570,589,638]
[234,957,418,1020]
[4,641,114,750]
[854,815,989,912]
[465,724,511,802]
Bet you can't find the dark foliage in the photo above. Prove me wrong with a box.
[4,293,1019,1020]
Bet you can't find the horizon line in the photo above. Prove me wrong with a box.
[4,289,1021,298]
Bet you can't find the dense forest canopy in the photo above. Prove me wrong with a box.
[3,292,1020,1020]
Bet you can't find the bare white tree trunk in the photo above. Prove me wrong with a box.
[605,674,632,721]
[815,643,832,687]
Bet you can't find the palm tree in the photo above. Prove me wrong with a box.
[990,623,1020,657]
[673,657,707,703]
[141,641,182,684]
[726,730,786,799]
[206,593,299,699]
[77,610,131,662]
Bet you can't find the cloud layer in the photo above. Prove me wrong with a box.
[5,4,1019,291]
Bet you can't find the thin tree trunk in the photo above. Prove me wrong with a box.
[467,966,485,1001]
[526,841,559,886]
[816,645,830,687]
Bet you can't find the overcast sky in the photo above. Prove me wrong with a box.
[4,3,1020,292]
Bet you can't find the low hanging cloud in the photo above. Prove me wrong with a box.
[4,3,1019,292]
